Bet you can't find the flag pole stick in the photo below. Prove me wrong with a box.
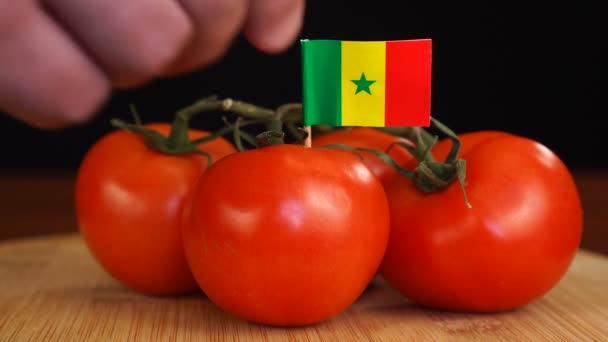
[304,126,312,148]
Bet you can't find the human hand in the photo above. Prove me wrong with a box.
[0,0,305,128]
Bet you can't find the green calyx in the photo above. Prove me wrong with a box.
[110,95,278,164]
[383,118,471,208]
[321,119,471,208]
[255,130,286,147]
[111,99,215,167]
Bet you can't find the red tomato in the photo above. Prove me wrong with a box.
[75,123,236,295]
[313,128,414,187]
[182,144,390,326]
[380,131,583,312]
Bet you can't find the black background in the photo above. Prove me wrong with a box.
[0,3,604,170]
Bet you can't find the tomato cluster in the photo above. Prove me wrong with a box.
[75,117,583,326]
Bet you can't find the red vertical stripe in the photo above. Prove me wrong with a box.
[385,39,432,126]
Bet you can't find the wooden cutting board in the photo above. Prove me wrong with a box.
[1,234,607,341]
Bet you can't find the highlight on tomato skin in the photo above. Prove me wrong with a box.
[181,144,391,326]
[379,131,583,312]
[75,123,237,296]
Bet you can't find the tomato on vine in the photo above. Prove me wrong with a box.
[182,141,390,326]
[380,127,583,312]
[75,106,237,295]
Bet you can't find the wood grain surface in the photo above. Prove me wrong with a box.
[0,234,607,341]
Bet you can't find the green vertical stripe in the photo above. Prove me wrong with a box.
[301,40,342,126]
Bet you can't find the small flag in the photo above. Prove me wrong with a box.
[301,39,432,127]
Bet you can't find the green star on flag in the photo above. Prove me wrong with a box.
[351,72,376,95]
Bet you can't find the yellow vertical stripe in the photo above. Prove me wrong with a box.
[341,41,386,126]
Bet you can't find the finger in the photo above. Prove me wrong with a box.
[244,0,305,53]
[44,0,192,87]
[165,0,248,75]
[0,2,109,129]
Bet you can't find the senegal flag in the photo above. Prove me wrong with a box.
[301,39,432,127]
